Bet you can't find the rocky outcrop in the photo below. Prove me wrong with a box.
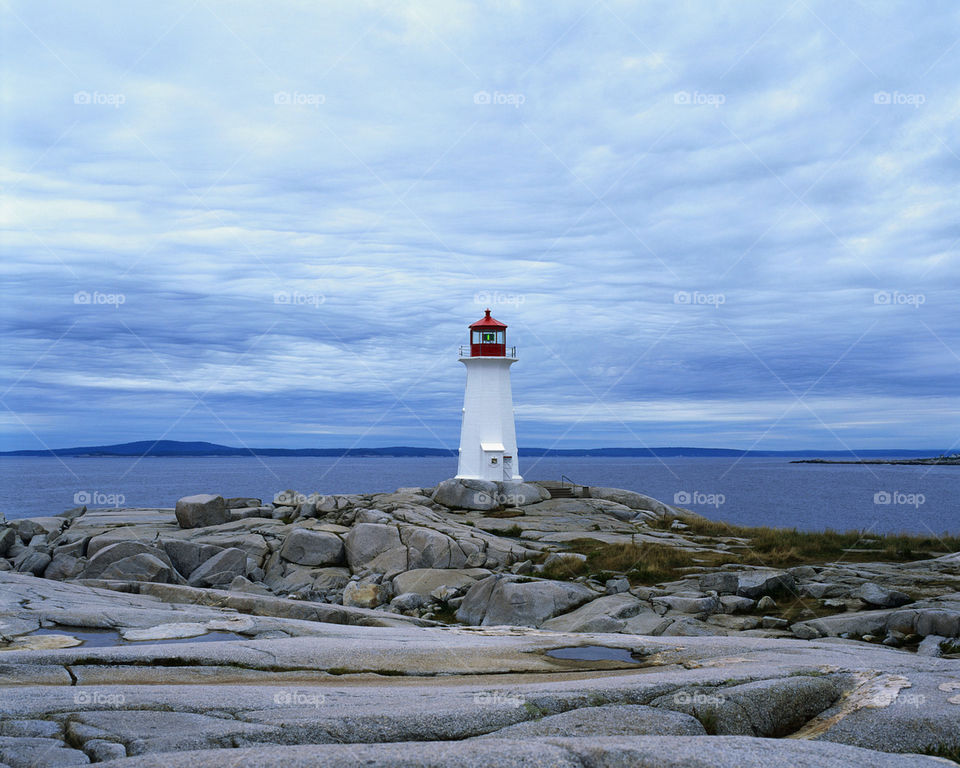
[432,478,548,510]
[342,580,392,609]
[343,523,405,574]
[279,529,345,566]
[541,593,648,633]
[174,494,228,529]
[432,478,500,510]
[456,574,596,627]
[187,548,247,588]
[392,568,489,599]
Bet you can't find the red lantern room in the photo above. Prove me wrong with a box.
[469,308,508,357]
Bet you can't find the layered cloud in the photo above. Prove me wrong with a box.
[2,0,958,450]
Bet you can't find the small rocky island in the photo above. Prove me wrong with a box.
[1,478,959,766]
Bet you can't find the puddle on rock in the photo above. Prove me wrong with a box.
[546,645,646,664]
[27,627,245,647]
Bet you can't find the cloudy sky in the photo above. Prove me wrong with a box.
[2,0,958,452]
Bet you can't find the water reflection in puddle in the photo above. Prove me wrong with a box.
[546,645,646,664]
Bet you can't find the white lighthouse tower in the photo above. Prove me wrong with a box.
[456,309,522,482]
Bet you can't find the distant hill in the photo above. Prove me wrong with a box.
[0,440,945,459]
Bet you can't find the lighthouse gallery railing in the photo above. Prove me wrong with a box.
[458,345,517,358]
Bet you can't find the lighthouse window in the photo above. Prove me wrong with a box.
[472,331,482,344]
[482,331,496,342]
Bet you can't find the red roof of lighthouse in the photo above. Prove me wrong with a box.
[469,308,507,329]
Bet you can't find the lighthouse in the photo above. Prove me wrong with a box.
[456,309,522,482]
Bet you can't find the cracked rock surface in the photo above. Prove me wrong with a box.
[1,482,959,765]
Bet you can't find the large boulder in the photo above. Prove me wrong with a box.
[392,568,489,599]
[99,553,174,583]
[43,553,85,581]
[497,481,550,507]
[11,517,65,543]
[13,548,52,576]
[587,487,692,520]
[0,526,16,556]
[541,593,647,633]
[400,526,468,570]
[652,594,721,616]
[279,529,345,566]
[161,539,225,579]
[456,575,597,627]
[343,523,405,573]
[83,541,173,579]
[175,494,228,529]
[432,478,499,511]
[736,570,796,599]
[187,547,247,588]
[857,582,912,608]
[699,572,739,595]
[342,580,391,609]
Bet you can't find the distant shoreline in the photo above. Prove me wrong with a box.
[791,457,960,466]
[0,440,947,460]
